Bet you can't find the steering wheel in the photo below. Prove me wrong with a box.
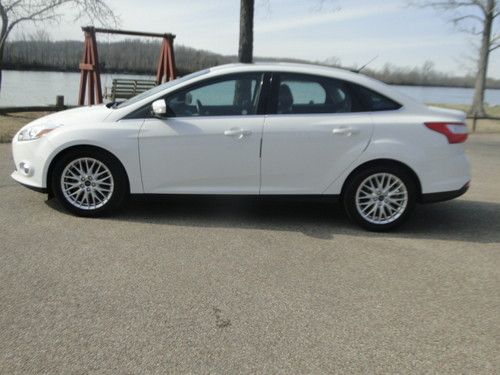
[196,99,204,115]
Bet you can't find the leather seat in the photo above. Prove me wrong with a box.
[278,84,294,114]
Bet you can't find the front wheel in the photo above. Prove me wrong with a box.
[51,149,128,216]
[343,166,416,231]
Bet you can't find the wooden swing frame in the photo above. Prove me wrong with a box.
[78,26,176,105]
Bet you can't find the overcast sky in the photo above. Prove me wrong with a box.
[15,0,500,78]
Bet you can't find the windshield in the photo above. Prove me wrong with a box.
[115,69,210,109]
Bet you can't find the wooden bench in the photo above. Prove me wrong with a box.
[105,79,157,101]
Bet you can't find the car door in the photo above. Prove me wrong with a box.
[139,72,266,194]
[260,73,374,194]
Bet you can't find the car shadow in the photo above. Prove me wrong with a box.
[46,195,500,243]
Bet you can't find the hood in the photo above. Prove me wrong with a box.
[28,104,112,127]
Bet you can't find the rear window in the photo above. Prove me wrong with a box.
[349,84,402,112]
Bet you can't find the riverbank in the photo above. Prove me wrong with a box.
[433,103,500,117]
[1,106,499,144]
[0,112,49,143]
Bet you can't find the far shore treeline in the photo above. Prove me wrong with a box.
[4,39,500,89]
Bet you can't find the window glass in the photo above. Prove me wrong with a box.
[116,69,209,109]
[277,74,353,114]
[349,84,402,111]
[274,73,402,115]
[166,73,262,117]
[285,81,326,105]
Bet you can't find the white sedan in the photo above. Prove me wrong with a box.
[11,63,470,230]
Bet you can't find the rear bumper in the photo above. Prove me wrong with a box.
[420,181,470,203]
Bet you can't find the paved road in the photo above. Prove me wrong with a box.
[1,135,499,374]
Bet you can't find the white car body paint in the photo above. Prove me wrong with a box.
[11,63,470,199]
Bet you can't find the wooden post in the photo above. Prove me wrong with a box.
[78,27,103,106]
[472,114,478,132]
[77,27,176,104]
[155,35,176,84]
[55,96,64,110]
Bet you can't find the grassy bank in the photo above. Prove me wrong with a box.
[0,106,499,143]
[430,104,500,133]
[0,112,49,143]
[430,103,500,117]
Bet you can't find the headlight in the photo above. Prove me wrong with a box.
[18,123,61,141]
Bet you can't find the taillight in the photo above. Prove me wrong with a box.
[424,122,468,144]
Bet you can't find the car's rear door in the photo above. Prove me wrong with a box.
[260,72,374,194]
[139,72,266,194]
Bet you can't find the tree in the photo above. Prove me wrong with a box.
[238,1,338,64]
[412,0,499,117]
[238,0,254,63]
[0,0,117,92]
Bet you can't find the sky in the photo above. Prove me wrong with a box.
[14,0,500,78]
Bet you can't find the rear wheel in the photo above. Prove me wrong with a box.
[51,149,128,216]
[343,165,416,231]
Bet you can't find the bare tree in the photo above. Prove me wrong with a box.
[238,0,254,63]
[0,0,118,92]
[238,0,338,64]
[411,0,499,116]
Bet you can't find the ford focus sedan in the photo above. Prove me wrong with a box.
[11,63,470,230]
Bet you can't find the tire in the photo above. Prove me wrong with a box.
[342,165,416,231]
[51,148,128,217]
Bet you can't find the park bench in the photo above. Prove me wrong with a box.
[105,78,157,101]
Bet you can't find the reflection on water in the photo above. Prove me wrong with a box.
[1,70,499,107]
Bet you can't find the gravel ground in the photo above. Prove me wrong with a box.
[0,135,499,374]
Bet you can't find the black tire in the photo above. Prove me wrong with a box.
[342,164,417,231]
[51,148,128,217]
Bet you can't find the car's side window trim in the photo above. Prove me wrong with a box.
[123,72,268,120]
[265,72,402,116]
[266,72,280,115]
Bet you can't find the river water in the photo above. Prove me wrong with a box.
[1,70,500,107]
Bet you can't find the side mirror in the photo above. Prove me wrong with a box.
[152,99,167,117]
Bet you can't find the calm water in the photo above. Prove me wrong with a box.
[1,70,500,107]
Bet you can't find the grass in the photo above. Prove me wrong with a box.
[428,104,500,133]
[0,112,49,143]
[428,103,500,117]
[0,105,499,143]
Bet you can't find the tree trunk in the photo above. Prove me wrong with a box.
[238,0,254,63]
[0,40,5,93]
[0,4,8,95]
[470,0,494,117]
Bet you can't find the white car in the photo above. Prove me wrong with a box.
[11,63,470,230]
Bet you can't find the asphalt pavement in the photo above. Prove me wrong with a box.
[0,135,499,374]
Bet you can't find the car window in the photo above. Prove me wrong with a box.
[284,81,326,105]
[276,73,354,114]
[115,69,210,109]
[166,73,262,117]
[273,73,401,115]
[348,84,402,111]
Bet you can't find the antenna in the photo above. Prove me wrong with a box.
[355,55,378,73]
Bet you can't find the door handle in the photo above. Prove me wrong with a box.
[224,128,252,138]
[332,127,358,136]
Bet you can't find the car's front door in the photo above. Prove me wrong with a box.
[260,73,374,194]
[139,72,266,194]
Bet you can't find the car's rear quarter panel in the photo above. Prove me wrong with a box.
[323,110,470,196]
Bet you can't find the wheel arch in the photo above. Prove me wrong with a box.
[340,158,422,200]
[46,145,131,196]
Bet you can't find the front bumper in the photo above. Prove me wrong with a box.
[11,171,48,193]
[11,135,51,191]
